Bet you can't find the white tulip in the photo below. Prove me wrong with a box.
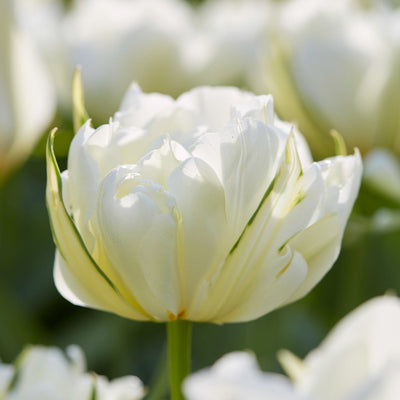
[183,351,307,400]
[47,85,362,323]
[4,345,92,400]
[252,0,400,157]
[0,0,56,181]
[1,345,145,400]
[280,296,400,400]
[62,0,193,123]
[95,375,145,400]
[14,0,70,116]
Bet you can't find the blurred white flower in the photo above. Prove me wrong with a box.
[252,0,400,158]
[95,375,144,400]
[47,84,361,323]
[364,148,400,203]
[181,0,271,88]
[183,351,306,400]
[280,296,400,400]
[62,0,193,122]
[14,0,70,116]
[0,0,56,181]
[1,345,144,400]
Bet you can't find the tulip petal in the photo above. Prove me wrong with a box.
[286,152,362,303]
[46,130,149,321]
[115,83,175,128]
[191,118,287,241]
[188,134,302,320]
[167,156,229,309]
[222,252,308,323]
[96,166,183,319]
[177,86,254,131]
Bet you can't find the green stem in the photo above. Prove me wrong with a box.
[167,320,192,400]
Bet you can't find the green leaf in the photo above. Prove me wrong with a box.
[72,67,90,133]
[330,130,347,156]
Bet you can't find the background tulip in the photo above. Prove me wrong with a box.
[183,351,305,400]
[252,0,400,159]
[62,0,193,123]
[180,0,271,89]
[0,345,145,400]
[280,296,400,400]
[0,0,56,182]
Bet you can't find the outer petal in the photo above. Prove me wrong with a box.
[46,130,149,321]
[95,166,182,320]
[286,150,362,302]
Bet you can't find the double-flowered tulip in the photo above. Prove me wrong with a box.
[47,85,362,323]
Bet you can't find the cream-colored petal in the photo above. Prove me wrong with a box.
[96,166,182,320]
[318,150,363,230]
[213,165,329,321]
[167,156,229,313]
[191,118,287,240]
[54,251,147,321]
[216,250,308,323]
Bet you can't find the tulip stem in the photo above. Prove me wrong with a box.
[167,319,192,400]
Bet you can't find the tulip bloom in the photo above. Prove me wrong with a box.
[62,0,193,122]
[183,352,304,400]
[280,296,400,400]
[47,85,362,324]
[252,0,400,158]
[0,0,55,181]
[0,345,144,400]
